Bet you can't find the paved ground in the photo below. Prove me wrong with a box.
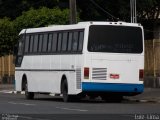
[126,88,160,103]
[0,84,160,120]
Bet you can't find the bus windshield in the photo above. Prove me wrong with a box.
[88,25,143,53]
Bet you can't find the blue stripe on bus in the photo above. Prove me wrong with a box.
[82,82,144,93]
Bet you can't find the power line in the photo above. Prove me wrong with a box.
[89,0,119,21]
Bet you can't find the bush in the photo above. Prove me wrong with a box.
[0,18,16,55]
[14,7,70,33]
[0,7,73,55]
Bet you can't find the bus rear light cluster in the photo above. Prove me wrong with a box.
[139,69,144,81]
[84,67,89,79]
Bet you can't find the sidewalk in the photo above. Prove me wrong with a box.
[0,84,160,102]
[0,84,14,91]
[126,88,160,102]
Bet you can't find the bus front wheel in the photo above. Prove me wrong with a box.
[24,81,34,100]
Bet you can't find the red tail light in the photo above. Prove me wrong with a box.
[139,69,144,81]
[84,67,89,79]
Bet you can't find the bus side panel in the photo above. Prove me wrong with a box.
[30,55,61,93]
[61,55,83,95]
[15,55,33,92]
[16,54,83,94]
[15,71,23,91]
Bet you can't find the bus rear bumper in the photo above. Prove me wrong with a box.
[82,82,144,96]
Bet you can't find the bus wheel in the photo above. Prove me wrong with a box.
[61,80,72,102]
[24,81,34,100]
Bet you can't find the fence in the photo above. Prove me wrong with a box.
[0,55,15,84]
[145,39,160,87]
[145,39,160,76]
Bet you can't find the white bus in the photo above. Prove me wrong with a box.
[15,21,144,102]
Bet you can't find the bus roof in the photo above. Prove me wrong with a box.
[19,21,142,35]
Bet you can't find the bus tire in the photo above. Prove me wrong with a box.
[61,79,73,102]
[24,81,34,100]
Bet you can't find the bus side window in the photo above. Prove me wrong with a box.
[24,35,30,53]
[38,34,43,53]
[42,34,48,53]
[72,31,79,51]
[57,33,62,52]
[67,32,73,52]
[62,32,68,52]
[29,35,34,53]
[33,34,39,53]
[48,34,53,52]
[78,31,84,52]
[52,33,58,52]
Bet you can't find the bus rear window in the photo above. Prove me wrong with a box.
[88,25,143,53]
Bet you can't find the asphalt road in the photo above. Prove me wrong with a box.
[0,93,160,120]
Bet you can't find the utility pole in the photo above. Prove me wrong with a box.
[130,0,137,23]
[69,0,77,24]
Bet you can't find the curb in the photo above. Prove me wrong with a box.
[0,90,57,96]
[13,91,25,94]
[126,98,160,103]
[12,91,61,97]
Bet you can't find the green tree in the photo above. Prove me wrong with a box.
[137,0,160,20]
[0,7,71,55]
[14,7,70,33]
[0,18,16,55]
[77,0,160,22]
[0,0,59,19]
[12,7,71,54]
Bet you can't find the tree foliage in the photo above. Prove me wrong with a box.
[0,0,159,22]
[137,0,160,20]
[0,7,70,55]
[77,0,160,22]
[0,0,59,19]
[0,0,160,55]
[14,7,70,33]
[0,18,16,55]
